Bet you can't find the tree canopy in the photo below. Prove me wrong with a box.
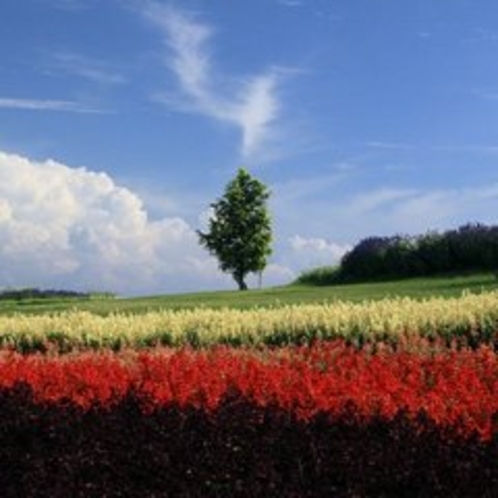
[197,168,272,290]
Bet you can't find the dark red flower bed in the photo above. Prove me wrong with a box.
[0,387,496,497]
[0,342,496,495]
[0,342,496,440]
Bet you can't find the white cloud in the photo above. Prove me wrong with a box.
[365,140,415,150]
[272,179,498,260]
[0,151,350,295]
[386,184,498,232]
[277,0,304,7]
[265,263,296,282]
[289,235,351,268]
[48,51,126,85]
[143,3,281,159]
[3,151,498,295]
[272,167,356,203]
[0,97,103,113]
[346,187,418,216]
[331,184,498,239]
[0,150,230,295]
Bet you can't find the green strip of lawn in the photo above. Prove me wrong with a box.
[0,273,497,316]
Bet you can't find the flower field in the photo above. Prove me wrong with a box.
[0,293,497,495]
[1,290,498,353]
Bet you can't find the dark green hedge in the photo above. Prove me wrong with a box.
[299,223,498,285]
[0,288,90,301]
[340,223,498,282]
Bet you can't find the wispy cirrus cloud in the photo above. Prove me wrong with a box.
[39,0,92,11]
[0,97,105,113]
[277,0,304,7]
[142,3,282,159]
[48,51,126,85]
[365,140,415,150]
[273,165,356,203]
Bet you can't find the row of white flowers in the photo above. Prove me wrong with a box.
[0,291,496,351]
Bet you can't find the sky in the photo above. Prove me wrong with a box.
[1,0,498,296]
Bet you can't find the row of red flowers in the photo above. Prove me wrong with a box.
[0,340,496,440]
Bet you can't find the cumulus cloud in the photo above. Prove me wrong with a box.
[142,3,281,158]
[289,235,351,268]
[6,150,498,295]
[0,151,231,295]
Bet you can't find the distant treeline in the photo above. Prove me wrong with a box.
[0,288,115,301]
[297,223,498,286]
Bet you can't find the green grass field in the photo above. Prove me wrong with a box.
[0,272,497,316]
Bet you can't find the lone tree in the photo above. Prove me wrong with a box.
[197,168,272,290]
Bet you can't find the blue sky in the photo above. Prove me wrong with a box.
[1,0,498,295]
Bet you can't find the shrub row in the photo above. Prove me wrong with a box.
[0,387,496,497]
[299,223,498,285]
[342,223,498,281]
[0,288,91,301]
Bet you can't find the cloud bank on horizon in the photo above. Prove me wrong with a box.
[1,148,497,295]
[0,151,214,294]
[0,150,337,295]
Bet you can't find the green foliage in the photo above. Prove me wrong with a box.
[197,168,272,290]
[0,288,91,301]
[338,223,498,284]
[294,266,341,286]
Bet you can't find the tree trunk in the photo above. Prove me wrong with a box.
[234,273,248,291]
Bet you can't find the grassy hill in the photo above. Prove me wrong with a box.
[0,272,497,316]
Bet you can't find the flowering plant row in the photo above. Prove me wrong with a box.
[1,388,496,496]
[1,341,496,441]
[1,290,498,352]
